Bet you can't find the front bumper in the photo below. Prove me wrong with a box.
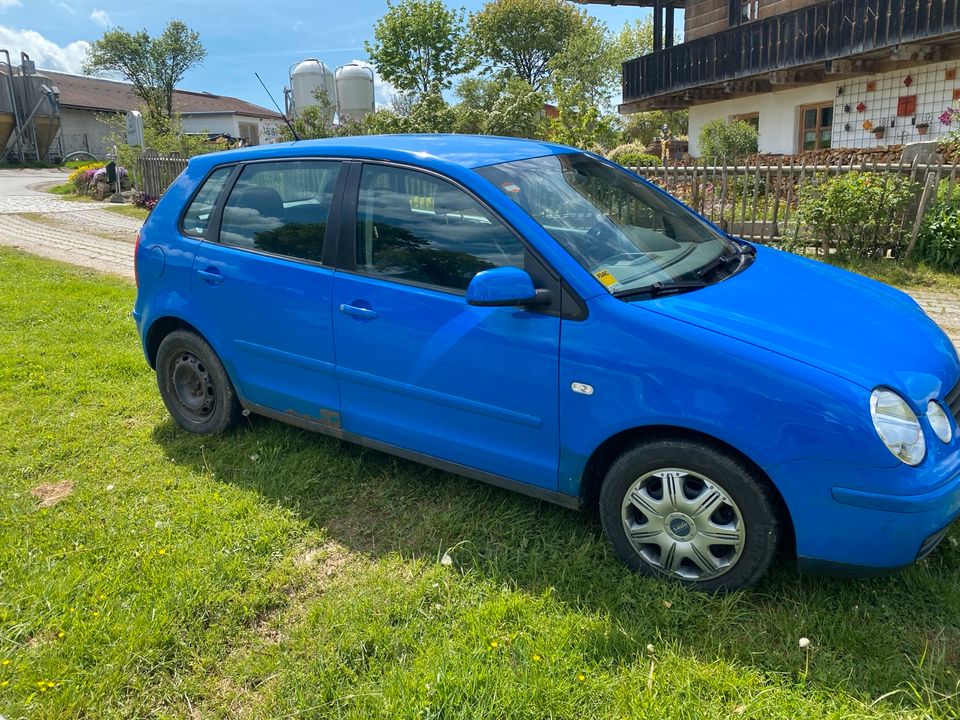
[767,458,960,572]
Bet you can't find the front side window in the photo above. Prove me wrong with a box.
[219,160,340,263]
[182,166,233,238]
[476,153,740,296]
[355,164,525,292]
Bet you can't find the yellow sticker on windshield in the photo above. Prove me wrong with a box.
[594,269,619,288]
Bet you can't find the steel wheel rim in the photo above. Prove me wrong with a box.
[170,351,216,420]
[620,467,745,582]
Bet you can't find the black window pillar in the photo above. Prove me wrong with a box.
[665,3,675,48]
[653,0,663,52]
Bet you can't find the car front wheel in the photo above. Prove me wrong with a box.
[599,439,780,592]
[156,329,242,435]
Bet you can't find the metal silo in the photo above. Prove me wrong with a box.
[12,55,60,161]
[290,59,336,125]
[335,63,375,120]
[0,53,17,154]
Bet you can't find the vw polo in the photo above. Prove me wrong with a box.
[133,134,960,591]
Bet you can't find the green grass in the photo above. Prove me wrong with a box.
[2,249,960,719]
[828,257,960,292]
[43,185,150,222]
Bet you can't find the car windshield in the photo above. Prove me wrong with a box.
[475,153,740,296]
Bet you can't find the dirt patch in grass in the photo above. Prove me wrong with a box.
[31,480,74,507]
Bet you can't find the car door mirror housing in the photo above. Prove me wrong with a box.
[466,267,544,307]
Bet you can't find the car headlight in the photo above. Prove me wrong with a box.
[927,400,953,444]
[870,389,925,466]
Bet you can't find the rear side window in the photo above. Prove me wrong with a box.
[355,164,525,292]
[219,160,341,263]
[182,166,232,238]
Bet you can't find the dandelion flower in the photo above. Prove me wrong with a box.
[157,549,167,555]
[57,631,65,638]
[92,611,100,617]
[799,637,810,649]
[0,680,8,687]
[440,553,452,566]
[1,660,8,666]
[98,594,106,600]
[490,641,498,648]
[577,673,586,681]
[532,654,541,661]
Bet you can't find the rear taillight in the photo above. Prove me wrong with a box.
[134,231,141,287]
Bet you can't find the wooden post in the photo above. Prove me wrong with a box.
[906,171,938,258]
[768,158,783,243]
[653,0,663,53]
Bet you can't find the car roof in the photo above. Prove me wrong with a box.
[189,133,578,171]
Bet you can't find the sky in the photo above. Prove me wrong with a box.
[0,0,664,112]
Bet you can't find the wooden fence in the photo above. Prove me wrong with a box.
[629,156,960,253]
[137,149,188,199]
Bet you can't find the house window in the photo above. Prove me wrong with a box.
[798,103,833,151]
[732,112,759,131]
[730,0,759,25]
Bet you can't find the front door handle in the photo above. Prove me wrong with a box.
[338,303,377,320]
[196,267,224,286]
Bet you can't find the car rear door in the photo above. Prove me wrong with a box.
[331,161,562,490]
[190,159,345,426]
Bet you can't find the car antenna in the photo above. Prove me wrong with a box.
[255,72,300,141]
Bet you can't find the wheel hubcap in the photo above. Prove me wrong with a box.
[170,352,216,419]
[620,468,745,581]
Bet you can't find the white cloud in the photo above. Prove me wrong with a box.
[90,9,110,27]
[0,0,22,9]
[348,59,394,109]
[56,2,77,14]
[0,25,90,74]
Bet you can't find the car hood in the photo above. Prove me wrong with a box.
[637,246,960,406]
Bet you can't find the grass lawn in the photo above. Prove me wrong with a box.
[45,184,150,223]
[2,249,960,719]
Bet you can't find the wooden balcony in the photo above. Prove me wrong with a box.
[621,0,960,111]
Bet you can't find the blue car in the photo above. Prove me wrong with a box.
[133,134,960,591]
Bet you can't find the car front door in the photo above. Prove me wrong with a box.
[331,162,561,490]
[190,159,344,426]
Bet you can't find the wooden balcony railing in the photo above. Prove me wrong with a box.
[622,0,960,104]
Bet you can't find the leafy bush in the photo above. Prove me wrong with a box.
[916,181,960,270]
[796,171,918,260]
[607,143,660,168]
[697,119,758,163]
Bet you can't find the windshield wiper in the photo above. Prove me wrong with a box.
[613,279,708,300]
[695,242,756,279]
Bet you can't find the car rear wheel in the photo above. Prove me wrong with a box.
[599,438,780,592]
[156,329,242,435]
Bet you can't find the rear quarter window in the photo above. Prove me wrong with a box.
[181,166,233,238]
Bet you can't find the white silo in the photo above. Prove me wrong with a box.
[289,59,336,125]
[335,63,375,120]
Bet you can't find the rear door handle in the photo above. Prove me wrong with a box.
[196,267,224,286]
[338,303,377,320]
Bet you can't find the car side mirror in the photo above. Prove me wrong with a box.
[466,267,549,307]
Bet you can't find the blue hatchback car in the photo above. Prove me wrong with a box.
[134,134,960,591]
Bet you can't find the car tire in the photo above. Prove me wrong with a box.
[599,438,780,592]
[156,329,242,435]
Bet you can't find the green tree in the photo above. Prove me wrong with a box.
[621,109,688,145]
[547,14,614,106]
[452,77,545,138]
[469,0,584,92]
[83,20,206,129]
[365,0,475,96]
